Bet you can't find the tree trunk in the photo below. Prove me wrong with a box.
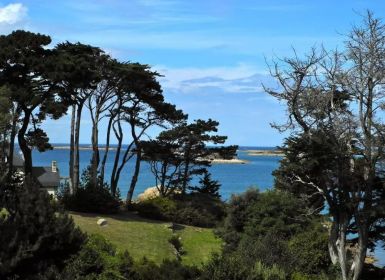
[73,102,84,190]
[181,145,191,193]
[350,223,368,280]
[110,119,123,196]
[90,109,99,187]
[7,107,18,177]
[1,131,7,176]
[99,114,114,184]
[328,214,349,280]
[126,148,141,204]
[69,104,76,193]
[18,110,32,175]
[125,119,142,204]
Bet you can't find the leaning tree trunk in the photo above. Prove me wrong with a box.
[73,102,84,190]
[110,119,123,196]
[69,104,76,193]
[99,114,114,185]
[126,148,141,204]
[18,110,33,175]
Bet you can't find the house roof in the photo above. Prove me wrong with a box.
[32,166,60,187]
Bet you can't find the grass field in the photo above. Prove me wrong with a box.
[70,212,222,266]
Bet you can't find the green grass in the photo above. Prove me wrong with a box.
[70,211,222,266]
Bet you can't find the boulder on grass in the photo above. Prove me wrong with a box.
[97,218,108,226]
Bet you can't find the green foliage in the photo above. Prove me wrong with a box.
[0,176,85,279]
[59,168,121,214]
[190,172,221,198]
[173,193,225,227]
[135,196,178,220]
[135,193,225,227]
[142,119,230,195]
[25,128,53,152]
[63,234,200,280]
[236,233,295,272]
[208,145,238,160]
[218,188,332,276]
[200,253,287,280]
[288,221,331,275]
[252,261,287,280]
[219,188,309,251]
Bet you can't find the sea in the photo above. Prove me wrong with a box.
[31,145,280,200]
[31,144,385,266]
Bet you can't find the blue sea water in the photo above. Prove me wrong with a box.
[31,145,281,200]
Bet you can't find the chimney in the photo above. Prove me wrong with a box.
[51,161,57,173]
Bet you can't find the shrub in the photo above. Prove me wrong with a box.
[288,221,331,275]
[0,176,85,279]
[200,253,287,280]
[135,196,178,220]
[173,193,225,227]
[236,234,296,272]
[59,185,121,214]
[135,193,225,227]
[219,188,310,251]
[62,234,200,280]
[61,234,133,279]
[59,168,121,214]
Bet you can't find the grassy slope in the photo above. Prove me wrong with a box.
[70,212,222,266]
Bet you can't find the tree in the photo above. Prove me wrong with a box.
[190,172,221,198]
[142,119,231,197]
[53,42,106,192]
[85,58,116,188]
[265,12,385,280]
[100,62,185,201]
[142,137,183,196]
[0,30,70,175]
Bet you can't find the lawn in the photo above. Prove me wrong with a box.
[70,211,222,266]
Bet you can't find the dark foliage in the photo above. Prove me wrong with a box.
[59,167,121,214]
[189,172,221,198]
[200,253,287,280]
[135,193,225,227]
[216,188,333,277]
[0,176,85,279]
[62,234,200,280]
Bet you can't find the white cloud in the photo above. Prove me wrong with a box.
[0,3,27,25]
[154,63,277,94]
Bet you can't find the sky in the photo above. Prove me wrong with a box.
[1,0,385,146]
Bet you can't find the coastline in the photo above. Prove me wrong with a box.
[244,150,284,157]
[53,146,118,151]
[211,158,248,164]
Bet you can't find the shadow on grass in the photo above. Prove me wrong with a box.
[70,210,173,226]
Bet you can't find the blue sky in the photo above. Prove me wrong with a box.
[1,0,385,146]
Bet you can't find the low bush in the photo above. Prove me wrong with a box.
[62,234,200,280]
[200,253,287,280]
[135,193,225,227]
[59,185,121,214]
[134,196,177,220]
[59,167,121,214]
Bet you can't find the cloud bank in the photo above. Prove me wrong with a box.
[0,3,27,25]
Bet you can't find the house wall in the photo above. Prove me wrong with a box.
[42,187,58,199]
